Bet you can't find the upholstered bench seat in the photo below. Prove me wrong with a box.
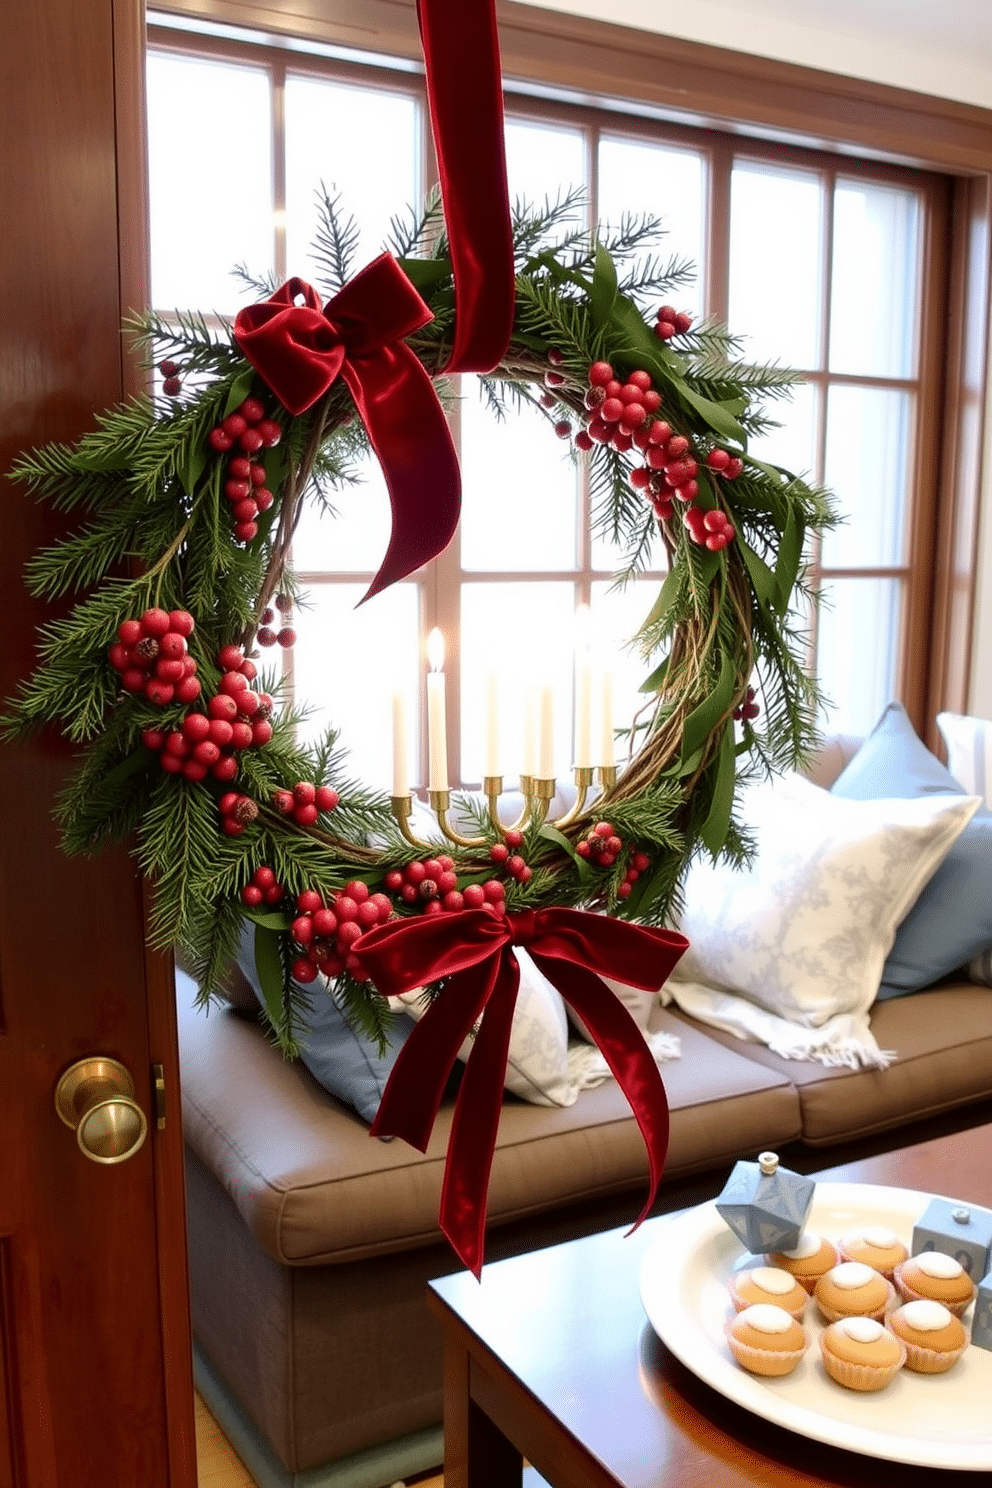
[177,971,801,1480]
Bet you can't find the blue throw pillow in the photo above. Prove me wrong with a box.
[831,701,992,998]
[234,923,411,1123]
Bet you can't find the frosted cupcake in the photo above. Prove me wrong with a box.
[726,1303,807,1377]
[729,1265,808,1321]
[887,1299,968,1374]
[814,1261,895,1324]
[894,1252,976,1317]
[837,1225,908,1281]
[820,1316,906,1392]
[765,1231,839,1294]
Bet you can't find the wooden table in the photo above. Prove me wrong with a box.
[428,1124,992,1488]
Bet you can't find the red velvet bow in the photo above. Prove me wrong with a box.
[233,258,461,602]
[353,906,689,1276]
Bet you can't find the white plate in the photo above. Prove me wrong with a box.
[639,1182,991,1471]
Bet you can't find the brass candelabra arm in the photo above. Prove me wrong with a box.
[548,766,594,830]
[525,776,557,832]
[390,794,435,851]
[428,789,490,848]
[502,775,534,836]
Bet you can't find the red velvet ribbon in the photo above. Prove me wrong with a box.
[416,0,515,372]
[232,1,514,595]
[233,259,461,602]
[353,907,689,1276]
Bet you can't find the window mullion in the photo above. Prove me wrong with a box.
[706,137,731,323]
[806,168,836,676]
[272,61,287,281]
[430,386,463,791]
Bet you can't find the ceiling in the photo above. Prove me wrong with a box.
[535,0,992,109]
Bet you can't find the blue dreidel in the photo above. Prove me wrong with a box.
[715,1151,815,1254]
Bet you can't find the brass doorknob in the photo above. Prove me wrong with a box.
[54,1057,148,1164]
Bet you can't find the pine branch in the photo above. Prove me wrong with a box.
[127,309,242,379]
[140,776,225,949]
[231,263,279,298]
[310,183,362,294]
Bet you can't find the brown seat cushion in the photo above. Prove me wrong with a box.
[177,972,801,1266]
[667,983,992,1146]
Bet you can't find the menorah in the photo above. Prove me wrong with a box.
[389,623,618,851]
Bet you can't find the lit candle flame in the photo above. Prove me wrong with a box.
[427,626,445,673]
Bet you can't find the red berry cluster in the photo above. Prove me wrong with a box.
[562,358,744,554]
[572,363,663,456]
[219,793,260,835]
[576,823,651,899]
[272,781,340,828]
[290,881,393,983]
[381,857,509,917]
[110,607,200,708]
[207,396,281,545]
[487,829,532,884]
[240,864,285,905]
[159,359,183,398]
[617,850,651,901]
[140,643,273,782]
[576,820,624,866]
[683,506,736,551]
[733,685,761,724]
[256,593,296,650]
[704,447,744,480]
[654,303,693,341]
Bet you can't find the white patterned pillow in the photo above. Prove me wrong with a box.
[669,772,979,1032]
[937,711,992,806]
[391,947,579,1107]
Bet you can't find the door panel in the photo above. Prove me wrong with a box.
[0,0,196,1482]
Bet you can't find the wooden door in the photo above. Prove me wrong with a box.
[0,0,197,1482]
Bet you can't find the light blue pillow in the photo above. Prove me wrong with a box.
[234,924,411,1123]
[831,701,992,998]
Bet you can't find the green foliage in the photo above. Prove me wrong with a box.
[3,191,835,1053]
[309,183,362,295]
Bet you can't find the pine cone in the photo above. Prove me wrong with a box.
[233,797,259,826]
[134,637,160,663]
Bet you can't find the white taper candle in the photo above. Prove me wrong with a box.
[426,628,448,791]
[574,605,592,769]
[392,692,408,797]
[522,684,537,778]
[484,670,500,777]
[537,685,555,778]
[599,666,615,768]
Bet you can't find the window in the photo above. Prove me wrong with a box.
[146,19,952,789]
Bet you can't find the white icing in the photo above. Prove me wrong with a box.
[900,1300,953,1332]
[778,1231,821,1260]
[740,1304,795,1335]
[750,1267,796,1296]
[838,1317,885,1344]
[914,1252,964,1280]
[831,1261,877,1290]
[851,1225,899,1250]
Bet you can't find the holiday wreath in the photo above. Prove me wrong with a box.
[6,185,832,1013]
[4,6,834,1272]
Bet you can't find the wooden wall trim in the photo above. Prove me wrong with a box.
[929,174,992,725]
[156,0,992,171]
[113,3,199,1481]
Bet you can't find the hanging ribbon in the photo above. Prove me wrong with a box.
[353,906,688,1276]
[416,0,515,372]
[233,1,514,597]
[233,259,461,602]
